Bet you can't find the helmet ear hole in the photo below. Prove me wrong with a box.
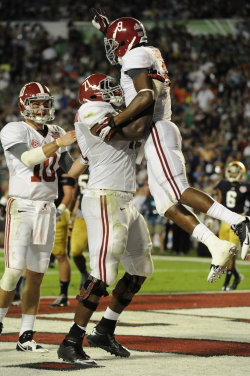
[120,41,125,46]
[90,95,97,99]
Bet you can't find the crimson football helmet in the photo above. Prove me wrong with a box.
[225,161,246,183]
[18,82,55,124]
[105,17,147,65]
[78,73,124,107]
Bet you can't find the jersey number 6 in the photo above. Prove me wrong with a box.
[31,153,57,182]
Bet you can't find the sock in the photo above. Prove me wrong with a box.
[104,307,120,321]
[0,307,8,322]
[232,266,240,279]
[224,270,233,286]
[97,316,117,335]
[66,322,86,343]
[60,280,70,296]
[192,223,214,243]
[16,276,26,296]
[207,202,243,227]
[19,314,36,336]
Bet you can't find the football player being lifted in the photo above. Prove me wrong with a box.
[91,9,250,282]
[57,73,154,366]
[215,161,250,291]
[0,81,79,351]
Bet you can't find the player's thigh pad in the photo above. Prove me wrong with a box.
[26,206,56,273]
[52,209,70,256]
[0,267,23,291]
[82,190,132,286]
[71,216,88,257]
[145,120,189,205]
[121,206,154,278]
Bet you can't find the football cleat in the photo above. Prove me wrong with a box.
[207,240,238,283]
[231,217,250,260]
[50,294,69,307]
[58,339,97,366]
[229,274,244,290]
[0,322,3,335]
[86,327,130,357]
[16,330,48,352]
[221,284,230,292]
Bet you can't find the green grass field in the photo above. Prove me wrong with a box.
[1,248,249,296]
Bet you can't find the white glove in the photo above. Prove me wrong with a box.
[56,203,66,222]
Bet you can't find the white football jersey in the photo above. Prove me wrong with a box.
[0,121,66,201]
[75,101,137,192]
[120,46,172,122]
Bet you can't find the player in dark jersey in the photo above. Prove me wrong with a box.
[70,172,89,289]
[50,168,75,306]
[216,161,250,290]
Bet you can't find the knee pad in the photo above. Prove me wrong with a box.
[0,268,23,291]
[112,272,146,307]
[77,276,108,311]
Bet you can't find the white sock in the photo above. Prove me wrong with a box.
[104,307,120,321]
[0,307,8,322]
[192,223,215,244]
[19,314,36,336]
[207,202,243,226]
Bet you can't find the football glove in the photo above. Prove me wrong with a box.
[95,116,117,141]
[91,8,109,35]
[148,70,165,82]
[56,203,66,222]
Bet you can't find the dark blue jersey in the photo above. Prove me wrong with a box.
[216,179,250,214]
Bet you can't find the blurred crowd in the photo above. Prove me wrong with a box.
[1,0,249,21]
[0,2,250,254]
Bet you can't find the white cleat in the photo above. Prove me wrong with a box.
[231,217,250,260]
[16,330,48,352]
[207,240,238,283]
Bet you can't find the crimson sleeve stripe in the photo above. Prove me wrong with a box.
[4,198,15,268]
[151,126,181,200]
[102,195,109,284]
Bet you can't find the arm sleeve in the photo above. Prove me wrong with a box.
[58,151,74,172]
[126,68,149,79]
[8,143,29,160]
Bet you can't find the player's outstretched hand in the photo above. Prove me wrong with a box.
[59,130,77,146]
[95,116,117,141]
[91,8,109,35]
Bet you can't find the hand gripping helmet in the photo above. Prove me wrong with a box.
[18,82,55,124]
[105,17,147,65]
[225,161,246,183]
[78,73,124,107]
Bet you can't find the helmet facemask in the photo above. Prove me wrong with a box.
[104,37,120,65]
[99,76,124,107]
[20,94,55,124]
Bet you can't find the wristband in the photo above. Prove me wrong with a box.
[56,138,64,147]
[57,203,66,214]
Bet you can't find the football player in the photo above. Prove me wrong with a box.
[50,168,75,307]
[216,161,250,290]
[57,73,154,366]
[70,173,89,290]
[92,10,250,282]
[0,81,77,351]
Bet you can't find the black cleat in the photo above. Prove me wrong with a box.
[230,274,244,290]
[0,322,3,335]
[231,217,250,260]
[50,294,69,307]
[58,339,97,366]
[87,327,130,357]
